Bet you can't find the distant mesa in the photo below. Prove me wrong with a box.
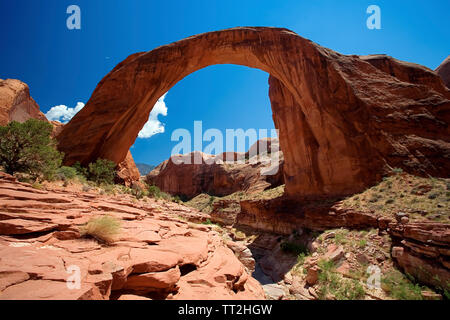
[136,163,155,176]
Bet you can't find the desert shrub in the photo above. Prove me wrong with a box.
[57,166,78,181]
[202,219,214,225]
[148,185,162,198]
[0,119,63,180]
[392,167,404,174]
[297,252,307,265]
[88,159,116,185]
[31,181,43,190]
[79,215,120,243]
[72,161,88,178]
[358,239,367,248]
[132,188,144,199]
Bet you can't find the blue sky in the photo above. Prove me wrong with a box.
[1,0,449,165]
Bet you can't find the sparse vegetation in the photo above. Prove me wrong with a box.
[342,172,449,222]
[317,259,366,300]
[79,215,121,243]
[381,270,424,300]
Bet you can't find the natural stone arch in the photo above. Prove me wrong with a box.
[57,27,450,198]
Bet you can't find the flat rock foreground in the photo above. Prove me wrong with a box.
[0,172,265,300]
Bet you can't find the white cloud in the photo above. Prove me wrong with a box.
[44,94,168,139]
[138,93,168,139]
[45,102,85,123]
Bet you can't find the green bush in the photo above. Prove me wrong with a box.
[57,166,78,181]
[88,159,116,185]
[0,119,63,180]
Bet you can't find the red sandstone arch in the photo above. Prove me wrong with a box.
[57,27,450,198]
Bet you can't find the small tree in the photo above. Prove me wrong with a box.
[88,158,116,185]
[0,119,63,180]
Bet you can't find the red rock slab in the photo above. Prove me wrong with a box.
[0,181,48,194]
[0,189,73,203]
[0,246,71,284]
[0,271,30,291]
[124,266,181,293]
[0,218,58,235]
[0,199,78,211]
[50,239,101,254]
[127,247,181,273]
[0,280,103,300]
[119,230,162,244]
[177,246,244,295]
[94,202,147,216]
[156,235,210,266]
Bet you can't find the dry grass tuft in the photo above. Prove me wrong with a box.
[79,215,121,244]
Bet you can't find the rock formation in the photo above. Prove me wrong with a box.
[115,151,141,187]
[56,27,450,199]
[0,172,264,300]
[0,79,47,126]
[436,55,450,88]
[146,138,283,199]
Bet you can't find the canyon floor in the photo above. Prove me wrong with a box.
[0,170,448,300]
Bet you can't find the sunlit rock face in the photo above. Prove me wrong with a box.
[57,27,450,199]
[0,79,47,126]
